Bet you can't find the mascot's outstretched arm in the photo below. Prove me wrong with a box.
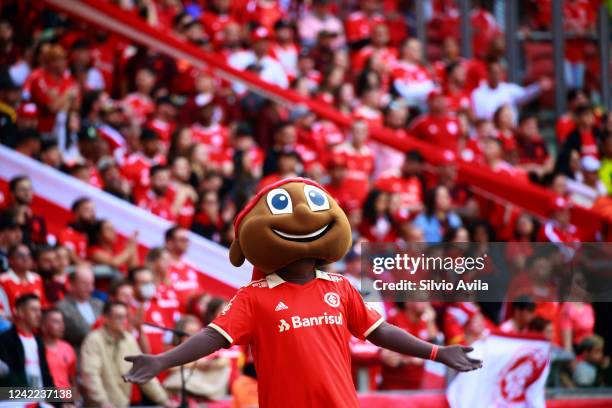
[123,327,228,383]
[368,322,482,372]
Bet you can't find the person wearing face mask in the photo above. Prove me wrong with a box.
[129,267,180,355]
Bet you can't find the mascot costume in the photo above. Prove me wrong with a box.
[124,177,482,407]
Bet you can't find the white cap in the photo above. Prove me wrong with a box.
[581,155,601,172]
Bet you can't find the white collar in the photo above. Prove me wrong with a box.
[265,270,336,288]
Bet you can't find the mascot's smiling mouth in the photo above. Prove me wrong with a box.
[272,223,332,242]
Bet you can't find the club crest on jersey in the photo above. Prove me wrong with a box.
[324,292,340,308]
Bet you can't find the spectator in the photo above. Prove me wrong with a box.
[136,164,179,222]
[34,245,67,303]
[557,104,602,177]
[298,0,345,49]
[567,156,608,207]
[6,175,47,245]
[108,279,135,306]
[409,90,461,150]
[0,213,22,272]
[345,0,385,48]
[499,295,536,334]
[164,226,199,304]
[87,219,139,272]
[380,301,440,390]
[228,26,288,95]
[516,113,552,177]
[58,197,97,261]
[471,60,550,121]
[0,244,47,317]
[560,301,595,352]
[359,189,396,242]
[41,308,77,390]
[129,266,179,355]
[600,133,612,194]
[56,265,104,348]
[573,335,609,387]
[0,294,55,388]
[331,120,375,207]
[375,150,425,217]
[28,44,79,136]
[413,185,462,243]
[80,301,171,407]
[391,38,435,109]
[121,127,165,201]
[556,89,590,144]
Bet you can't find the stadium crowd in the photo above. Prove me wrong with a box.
[0,0,612,406]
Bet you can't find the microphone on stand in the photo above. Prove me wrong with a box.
[141,322,190,408]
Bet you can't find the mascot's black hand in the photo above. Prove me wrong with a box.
[437,346,483,372]
[123,354,163,384]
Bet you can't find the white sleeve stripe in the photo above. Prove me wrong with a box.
[208,323,234,344]
[363,317,385,338]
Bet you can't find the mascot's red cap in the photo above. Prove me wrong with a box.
[233,177,330,281]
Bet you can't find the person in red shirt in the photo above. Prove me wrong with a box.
[516,113,553,177]
[331,120,375,207]
[122,67,156,126]
[409,89,461,150]
[200,0,237,47]
[391,38,435,109]
[163,226,200,306]
[41,308,77,390]
[352,23,397,73]
[556,104,602,177]
[124,178,481,407]
[375,150,426,217]
[138,164,195,224]
[190,93,230,172]
[145,247,180,306]
[237,0,283,32]
[28,44,79,135]
[5,176,47,246]
[130,267,180,355]
[381,301,441,390]
[345,0,386,48]
[556,89,590,144]
[58,197,97,262]
[122,128,166,202]
[443,61,472,116]
[0,244,47,317]
[147,96,178,147]
[87,219,139,274]
[324,156,362,212]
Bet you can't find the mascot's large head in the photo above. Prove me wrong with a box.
[230,177,352,275]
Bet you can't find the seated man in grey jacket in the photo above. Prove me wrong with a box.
[56,265,103,348]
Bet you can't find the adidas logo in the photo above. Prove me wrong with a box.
[274,301,288,311]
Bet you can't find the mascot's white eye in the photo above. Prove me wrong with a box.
[304,185,330,211]
[266,188,293,215]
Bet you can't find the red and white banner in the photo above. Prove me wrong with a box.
[447,332,551,408]
[0,145,251,297]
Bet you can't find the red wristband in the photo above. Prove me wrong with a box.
[429,345,439,361]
